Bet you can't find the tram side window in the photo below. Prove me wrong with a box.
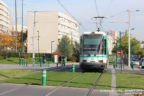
[104,39,106,55]
[80,36,83,54]
[102,39,106,55]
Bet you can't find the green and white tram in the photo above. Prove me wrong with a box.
[80,31,108,70]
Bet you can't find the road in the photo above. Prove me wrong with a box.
[0,84,111,96]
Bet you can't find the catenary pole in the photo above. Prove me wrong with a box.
[32,11,36,66]
[21,0,24,52]
[128,9,131,67]
[15,0,18,52]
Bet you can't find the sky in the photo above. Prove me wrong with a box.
[3,0,144,41]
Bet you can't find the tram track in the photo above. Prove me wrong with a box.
[45,73,84,96]
[86,72,103,96]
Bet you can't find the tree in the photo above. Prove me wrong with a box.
[0,33,15,50]
[15,31,27,52]
[57,35,73,60]
[113,34,141,55]
[73,41,80,62]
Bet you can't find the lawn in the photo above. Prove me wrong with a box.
[0,70,112,90]
[95,73,112,90]
[0,70,80,86]
[0,70,35,80]
[65,73,100,88]
[116,73,144,90]
[0,57,19,64]
[0,57,76,64]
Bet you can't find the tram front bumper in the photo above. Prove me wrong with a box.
[80,62,107,70]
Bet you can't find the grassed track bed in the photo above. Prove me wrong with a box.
[0,70,112,90]
[116,73,144,90]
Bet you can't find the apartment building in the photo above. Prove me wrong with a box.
[27,11,80,53]
[107,31,118,43]
[0,0,11,34]
[140,41,144,49]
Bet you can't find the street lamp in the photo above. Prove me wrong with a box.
[51,41,54,62]
[127,9,140,68]
[15,0,18,52]
[32,11,37,66]
[21,0,24,52]
[37,30,40,59]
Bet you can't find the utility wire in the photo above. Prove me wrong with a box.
[94,0,99,16]
[107,10,126,18]
[57,0,87,31]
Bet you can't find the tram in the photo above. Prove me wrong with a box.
[80,31,108,71]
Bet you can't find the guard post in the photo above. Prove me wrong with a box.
[42,69,46,86]
[72,64,75,72]
[40,58,42,67]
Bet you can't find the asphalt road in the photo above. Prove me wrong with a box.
[0,84,111,96]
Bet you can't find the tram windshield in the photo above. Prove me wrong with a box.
[83,35,103,55]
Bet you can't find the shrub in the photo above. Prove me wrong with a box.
[70,56,76,62]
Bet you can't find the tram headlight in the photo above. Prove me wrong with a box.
[83,60,87,63]
[99,60,103,63]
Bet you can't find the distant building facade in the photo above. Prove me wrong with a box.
[12,25,27,33]
[140,41,144,49]
[11,25,27,37]
[27,11,80,53]
[107,31,118,55]
[107,31,118,43]
[107,35,114,55]
[0,0,11,34]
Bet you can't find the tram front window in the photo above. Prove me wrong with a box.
[83,36,102,54]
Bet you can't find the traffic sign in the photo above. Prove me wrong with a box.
[118,50,123,55]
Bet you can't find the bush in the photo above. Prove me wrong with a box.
[0,51,19,58]
[70,56,76,62]
[0,55,4,60]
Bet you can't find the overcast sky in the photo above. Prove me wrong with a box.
[3,0,144,41]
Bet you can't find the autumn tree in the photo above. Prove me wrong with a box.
[0,33,15,50]
[16,31,27,52]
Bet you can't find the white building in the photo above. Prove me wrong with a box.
[107,31,118,43]
[107,35,114,55]
[140,41,144,49]
[11,25,27,34]
[27,11,80,53]
[0,0,11,34]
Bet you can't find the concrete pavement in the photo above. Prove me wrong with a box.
[0,84,113,96]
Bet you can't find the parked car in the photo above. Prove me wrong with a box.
[140,58,144,68]
[132,59,140,66]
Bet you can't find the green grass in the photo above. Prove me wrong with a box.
[95,73,112,90]
[0,57,59,64]
[65,73,100,88]
[116,73,144,90]
[0,70,112,90]
[0,71,80,86]
[0,57,19,64]
[0,70,35,80]
[0,57,77,64]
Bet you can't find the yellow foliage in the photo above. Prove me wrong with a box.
[0,33,15,47]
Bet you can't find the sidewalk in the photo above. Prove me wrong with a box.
[0,63,79,70]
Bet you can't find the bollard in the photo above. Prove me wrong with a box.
[56,63,58,68]
[72,64,75,72]
[21,58,24,66]
[19,57,21,65]
[40,58,42,67]
[48,58,50,67]
[42,69,46,86]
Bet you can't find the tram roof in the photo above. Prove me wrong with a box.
[83,31,106,36]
